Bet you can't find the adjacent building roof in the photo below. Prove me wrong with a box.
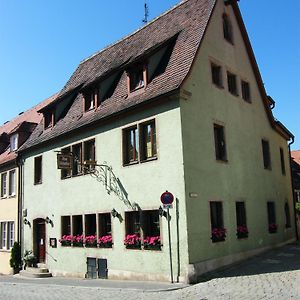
[0,94,57,166]
[292,151,300,166]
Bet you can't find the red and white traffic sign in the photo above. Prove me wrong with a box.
[160,191,174,208]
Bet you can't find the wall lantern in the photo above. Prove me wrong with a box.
[23,218,31,227]
[45,216,54,227]
[111,209,119,218]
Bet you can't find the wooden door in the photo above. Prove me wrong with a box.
[36,222,46,263]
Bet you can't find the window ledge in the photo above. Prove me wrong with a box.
[216,159,228,164]
[123,161,139,167]
[8,195,16,198]
[213,83,224,90]
[34,182,42,186]
[0,196,8,199]
[140,156,158,164]
[0,249,11,253]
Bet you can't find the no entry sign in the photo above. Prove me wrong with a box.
[160,191,174,206]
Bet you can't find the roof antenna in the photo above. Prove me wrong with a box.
[142,1,149,24]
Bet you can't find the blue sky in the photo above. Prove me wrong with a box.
[0,1,299,148]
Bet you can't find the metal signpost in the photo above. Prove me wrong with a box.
[160,191,174,283]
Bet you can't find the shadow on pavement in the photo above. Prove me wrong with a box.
[199,241,300,282]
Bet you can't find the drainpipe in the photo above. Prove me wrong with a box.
[288,136,298,240]
[17,157,25,262]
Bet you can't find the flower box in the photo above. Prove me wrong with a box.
[269,223,278,233]
[124,234,141,249]
[59,235,73,247]
[236,226,249,239]
[84,235,98,248]
[211,227,226,243]
[143,236,161,251]
[98,235,113,248]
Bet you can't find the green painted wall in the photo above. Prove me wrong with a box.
[180,0,295,267]
[22,99,189,281]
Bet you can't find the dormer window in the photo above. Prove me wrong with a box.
[44,111,54,129]
[223,14,233,44]
[84,89,99,112]
[128,64,147,93]
[10,134,18,151]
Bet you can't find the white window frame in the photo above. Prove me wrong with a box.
[10,134,18,151]
[8,169,16,196]
[0,221,14,250]
[1,173,7,198]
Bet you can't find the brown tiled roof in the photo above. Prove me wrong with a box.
[292,151,300,166]
[20,0,217,151]
[0,94,58,166]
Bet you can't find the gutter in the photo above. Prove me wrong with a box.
[288,136,298,240]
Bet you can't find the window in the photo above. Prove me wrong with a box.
[125,210,161,250]
[236,202,248,239]
[140,121,157,161]
[227,72,238,95]
[210,202,225,242]
[61,147,72,179]
[1,173,7,198]
[262,140,271,170]
[61,216,71,236]
[267,202,277,233]
[8,170,16,196]
[284,202,291,228]
[61,139,95,179]
[123,126,139,165]
[10,134,18,151]
[8,222,14,249]
[211,63,223,88]
[223,14,233,43]
[0,221,14,250]
[98,213,112,248]
[84,89,99,112]
[34,156,42,184]
[44,111,54,129]
[72,143,83,176]
[72,215,83,236]
[280,148,286,175]
[128,65,146,92]
[241,80,251,102]
[123,120,157,166]
[84,139,96,173]
[85,214,97,236]
[0,222,7,249]
[214,124,227,161]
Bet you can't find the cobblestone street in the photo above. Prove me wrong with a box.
[1,242,300,300]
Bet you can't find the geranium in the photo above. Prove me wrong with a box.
[59,235,73,246]
[237,226,249,234]
[269,223,278,232]
[72,234,84,246]
[143,236,161,246]
[124,234,141,246]
[84,235,97,247]
[98,235,113,247]
[211,227,226,241]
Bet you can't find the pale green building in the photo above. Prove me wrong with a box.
[19,0,295,283]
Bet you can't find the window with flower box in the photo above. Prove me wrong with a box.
[124,210,161,250]
[267,202,277,233]
[60,216,71,246]
[85,214,97,247]
[210,202,226,242]
[72,215,84,246]
[98,213,112,248]
[235,202,248,239]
